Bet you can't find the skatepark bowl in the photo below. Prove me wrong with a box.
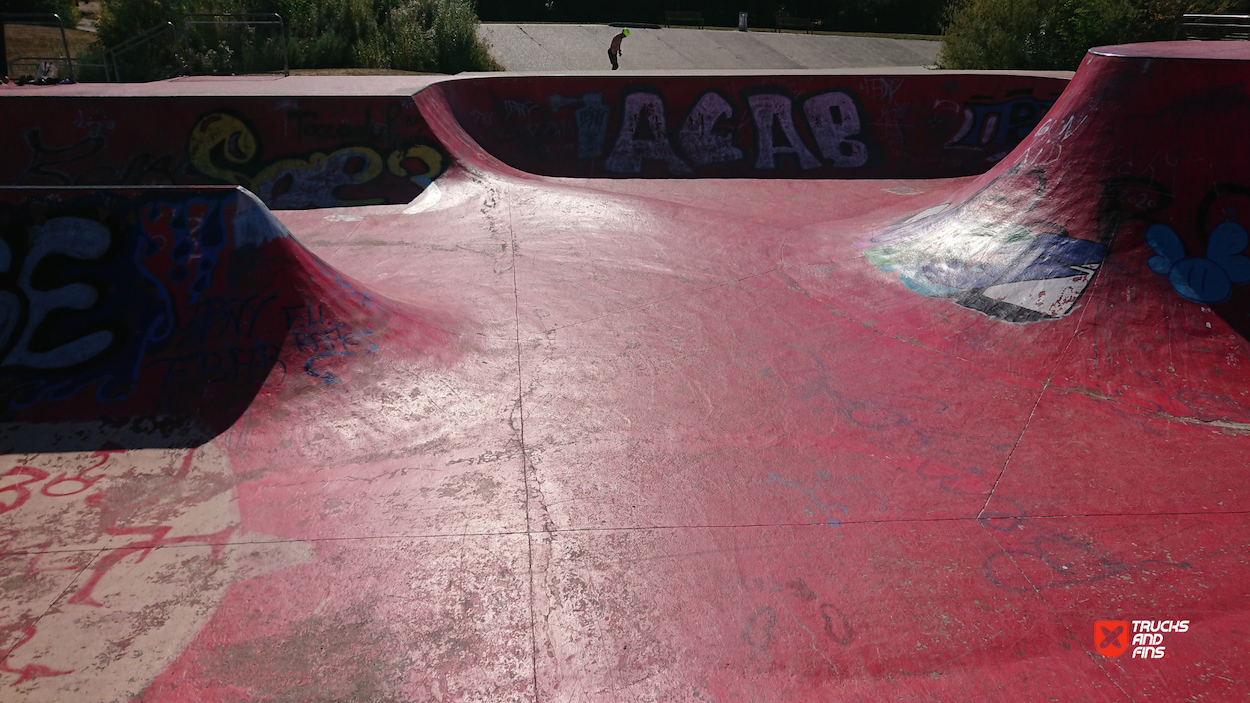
[1,40,1248,702]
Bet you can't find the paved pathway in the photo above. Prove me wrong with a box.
[478,23,941,72]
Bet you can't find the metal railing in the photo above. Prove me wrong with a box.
[1175,14,1250,41]
[2,12,74,82]
[181,13,289,77]
[102,21,177,82]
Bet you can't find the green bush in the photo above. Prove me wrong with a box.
[938,0,1249,70]
[94,0,498,81]
[362,0,502,73]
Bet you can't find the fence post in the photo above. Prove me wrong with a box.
[53,13,75,82]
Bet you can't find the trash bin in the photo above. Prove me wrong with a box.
[739,12,748,31]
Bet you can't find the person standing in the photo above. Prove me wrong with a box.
[608,28,629,70]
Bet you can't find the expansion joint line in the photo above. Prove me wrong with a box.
[977,284,1096,519]
[504,190,541,702]
[976,371,1051,519]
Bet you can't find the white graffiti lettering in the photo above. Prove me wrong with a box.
[747,94,820,170]
[679,92,744,167]
[804,91,869,167]
[1,218,114,370]
[604,92,693,176]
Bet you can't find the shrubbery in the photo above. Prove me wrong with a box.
[93,0,498,81]
[938,0,1249,70]
[360,0,499,74]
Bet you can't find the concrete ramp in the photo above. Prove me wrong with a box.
[1,41,1248,703]
[0,187,456,449]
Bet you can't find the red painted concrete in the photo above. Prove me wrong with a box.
[1,41,1249,702]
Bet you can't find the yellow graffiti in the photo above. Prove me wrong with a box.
[188,110,445,208]
[387,144,444,187]
[188,112,259,187]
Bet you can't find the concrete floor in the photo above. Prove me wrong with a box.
[478,23,941,71]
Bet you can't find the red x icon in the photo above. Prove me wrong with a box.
[1095,620,1129,657]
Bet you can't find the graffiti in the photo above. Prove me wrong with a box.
[803,91,869,168]
[0,625,72,685]
[985,529,1194,592]
[6,97,447,207]
[284,303,378,385]
[861,77,904,103]
[503,99,540,119]
[188,109,446,209]
[150,340,285,388]
[598,88,869,175]
[254,147,387,209]
[979,497,1193,592]
[450,75,1065,179]
[605,91,693,175]
[742,606,778,650]
[0,444,313,699]
[1147,221,1250,303]
[1018,112,1086,167]
[19,128,182,187]
[19,128,106,185]
[284,102,404,144]
[74,107,116,139]
[761,470,896,527]
[0,217,118,372]
[68,522,237,608]
[551,92,611,159]
[0,188,388,425]
[678,91,744,167]
[766,350,959,454]
[947,96,1054,152]
[864,167,1107,322]
[738,577,854,654]
[1145,184,1250,304]
[746,92,821,171]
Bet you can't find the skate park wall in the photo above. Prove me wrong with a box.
[432,72,1071,179]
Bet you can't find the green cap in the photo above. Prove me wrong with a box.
[623,28,630,36]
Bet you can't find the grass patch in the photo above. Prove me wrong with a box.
[3,24,101,78]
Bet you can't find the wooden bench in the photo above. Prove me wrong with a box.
[1174,13,1250,40]
[775,16,815,34]
[665,10,704,29]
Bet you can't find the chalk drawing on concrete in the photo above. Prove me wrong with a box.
[0,445,313,701]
